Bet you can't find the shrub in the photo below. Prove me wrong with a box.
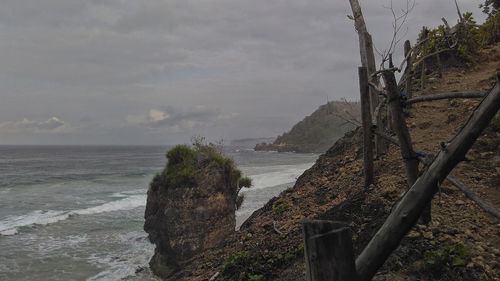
[151,138,253,207]
[423,243,471,278]
[166,144,196,167]
[418,13,482,67]
[239,177,252,188]
[164,145,199,188]
[272,198,289,214]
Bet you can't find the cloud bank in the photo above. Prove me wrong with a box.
[0,0,485,144]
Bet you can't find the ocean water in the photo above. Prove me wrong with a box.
[0,145,317,281]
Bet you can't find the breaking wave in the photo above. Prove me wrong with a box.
[0,194,146,236]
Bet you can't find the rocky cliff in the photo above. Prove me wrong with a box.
[254,101,360,153]
[144,143,249,278]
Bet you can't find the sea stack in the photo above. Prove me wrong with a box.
[144,143,248,278]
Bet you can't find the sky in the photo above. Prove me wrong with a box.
[0,0,486,145]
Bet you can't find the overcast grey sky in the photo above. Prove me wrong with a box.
[0,0,485,145]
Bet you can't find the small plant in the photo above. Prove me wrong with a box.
[224,251,250,271]
[248,274,263,281]
[423,243,471,277]
[223,251,264,280]
[272,198,289,214]
[239,177,252,188]
[236,194,245,209]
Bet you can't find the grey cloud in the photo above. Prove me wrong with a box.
[0,117,69,133]
[0,0,487,145]
[127,106,224,132]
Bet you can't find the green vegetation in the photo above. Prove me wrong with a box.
[418,7,500,69]
[150,137,251,208]
[256,101,360,153]
[222,244,304,281]
[239,177,252,188]
[272,198,289,214]
[418,13,481,67]
[423,243,471,276]
[480,0,499,18]
[223,251,263,281]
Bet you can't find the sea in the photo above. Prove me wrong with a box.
[0,145,318,281]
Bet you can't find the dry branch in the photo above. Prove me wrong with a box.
[406,91,486,105]
[446,175,500,219]
[355,79,500,280]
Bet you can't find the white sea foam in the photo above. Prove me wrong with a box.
[74,195,145,216]
[0,187,12,194]
[0,193,146,236]
[240,163,313,193]
[86,231,156,281]
[0,210,68,236]
[34,234,89,254]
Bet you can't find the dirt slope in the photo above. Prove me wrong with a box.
[160,44,500,281]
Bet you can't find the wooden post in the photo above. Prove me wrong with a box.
[355,79,500,281]
[420,28,429,90]
[403,40,413,101]
[383,70,431,223]
[349,0,384,156]
[302,221,358,281]
[382,71,419,187]
[359,67,374,187]
[436,52,443,78]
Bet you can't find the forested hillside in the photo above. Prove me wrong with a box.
[255,101,360,153]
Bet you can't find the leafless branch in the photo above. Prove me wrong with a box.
[330,112,361,127]
[376,0,415,69]
[369,81,386,96]
[373,97,386,125]
[273,221,283,235]
[454,0,464,22]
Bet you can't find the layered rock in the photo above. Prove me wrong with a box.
[144,144,245,278]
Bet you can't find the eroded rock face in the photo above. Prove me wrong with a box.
[144,146,240,278]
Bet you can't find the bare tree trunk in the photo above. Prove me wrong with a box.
[359,67,374,187]
[349,0,385,156]
[355,80,500,281]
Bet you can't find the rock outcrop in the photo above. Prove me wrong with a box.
[254,101,360,153]
[144,144,247,278]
